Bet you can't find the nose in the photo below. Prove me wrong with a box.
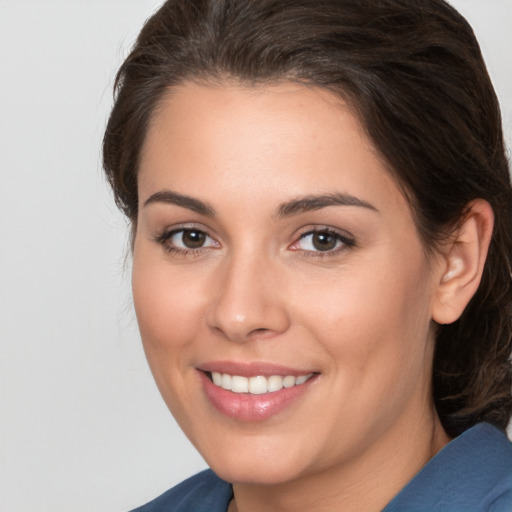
[206,253,290,343]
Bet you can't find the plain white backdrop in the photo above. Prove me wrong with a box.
[0,1,511,511]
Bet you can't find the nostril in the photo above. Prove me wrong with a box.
[247,327,275,339]
[251,328,269,334]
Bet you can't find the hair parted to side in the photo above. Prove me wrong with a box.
[103,0,512,436]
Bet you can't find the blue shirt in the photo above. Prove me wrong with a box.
[130,423,512,512]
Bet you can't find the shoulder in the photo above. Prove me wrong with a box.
[385,423,512,512]
[129,469,232,512]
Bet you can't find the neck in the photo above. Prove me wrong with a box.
[230,410,450,512]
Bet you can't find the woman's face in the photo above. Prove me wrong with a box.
[133,82,444,485]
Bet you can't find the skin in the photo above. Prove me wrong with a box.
[133,81,458,512]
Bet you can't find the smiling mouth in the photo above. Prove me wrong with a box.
[205,371,315,395]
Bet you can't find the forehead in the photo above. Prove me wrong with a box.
[142,81,363,167]
[138,81,405,216]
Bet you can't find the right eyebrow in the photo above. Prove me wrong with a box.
[142,189,216,217]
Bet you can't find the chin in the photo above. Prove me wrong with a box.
[209,456,304,486]
[195,432,315,486]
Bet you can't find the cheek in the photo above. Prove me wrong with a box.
[294,247,435,390]
[131,247,206,369]
[290,256,436,456]
[131,248,212,432]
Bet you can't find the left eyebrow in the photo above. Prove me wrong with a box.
[275,193,378,218]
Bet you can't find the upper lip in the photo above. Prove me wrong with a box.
[198,360,317,377]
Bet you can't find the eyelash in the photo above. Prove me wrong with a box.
[154,226,355,258]
[290,227,356,258]
[154,226,218,257]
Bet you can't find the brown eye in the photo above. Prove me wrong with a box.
[180,229,206,248]
[292,229,355,254]
[311,232,338,251]
[160,228,218,252]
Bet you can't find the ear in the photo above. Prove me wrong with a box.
[432,199,494,325]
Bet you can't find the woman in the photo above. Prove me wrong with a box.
[103,0,512,510]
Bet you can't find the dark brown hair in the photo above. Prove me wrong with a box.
[103,0,512,436]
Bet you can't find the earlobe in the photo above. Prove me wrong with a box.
[432,199,494,325]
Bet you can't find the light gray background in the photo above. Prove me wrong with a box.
[0,1,511,511]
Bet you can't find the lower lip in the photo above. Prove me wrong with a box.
[199,371,316,422]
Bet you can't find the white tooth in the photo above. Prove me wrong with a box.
[212,372,222,386]
[267,375,284,392]
[221,373,232,390]
[249,376,268,394]
[213,372,312,393]
[283,375,296,388]
[295,374,312,385]
[231,375,249,393]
